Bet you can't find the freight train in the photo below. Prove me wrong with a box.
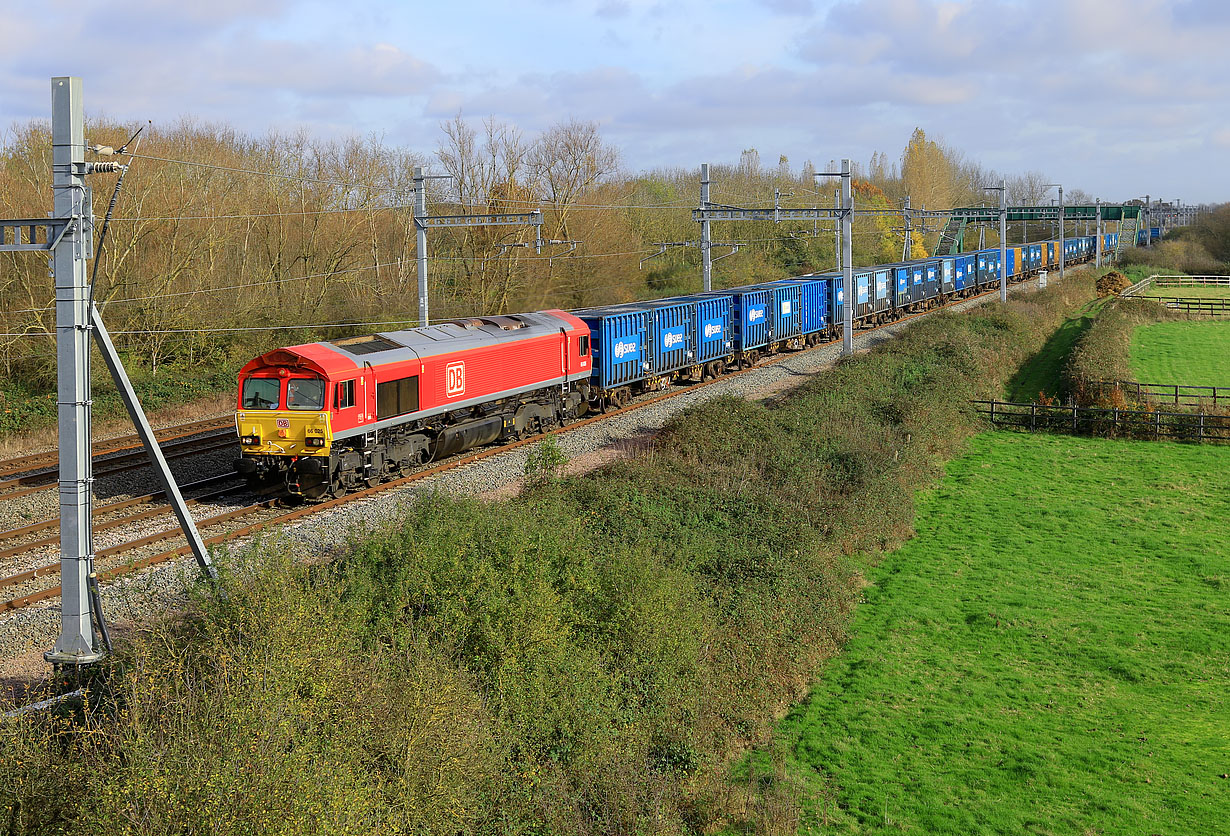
[234,233,1115,498]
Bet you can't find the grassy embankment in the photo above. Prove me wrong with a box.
[0,273,1098,835]
[0,359,238,446]
[771,432,1230,834]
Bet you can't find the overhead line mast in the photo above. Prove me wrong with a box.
[0,78,216,670]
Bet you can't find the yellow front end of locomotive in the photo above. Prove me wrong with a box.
[235,410,332,457]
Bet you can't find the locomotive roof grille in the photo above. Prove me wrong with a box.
[330,334,403,355]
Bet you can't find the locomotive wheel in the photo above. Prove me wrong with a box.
[330,480,348,500]
[295,474,330,501]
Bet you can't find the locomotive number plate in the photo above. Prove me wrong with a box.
[276,418,290,429]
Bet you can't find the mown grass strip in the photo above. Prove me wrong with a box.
[1130,321,1230,388]
[771,432,1230,834]
[1005,298,1104,401]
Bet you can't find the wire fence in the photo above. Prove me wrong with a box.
[972,400,1230,443]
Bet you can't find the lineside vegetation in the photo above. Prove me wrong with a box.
[3,273,1098,832]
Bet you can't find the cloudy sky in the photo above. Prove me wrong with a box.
[2,0,1226,203]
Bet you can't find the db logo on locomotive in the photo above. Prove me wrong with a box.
[446,361,466,397]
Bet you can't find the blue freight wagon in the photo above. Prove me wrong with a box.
[922,259,940,300]
[953,253,974,293]
[720,282,803,346]
[765,282,803,343]
[824,274,846,332]
[575,306,650,400]
[763,277,831,341]
[976,249,1001,287]
[882,261,926,309]
[690,293,733,364]
[698,287,772,359]
[940,257,956,295]
[641,298,697,379]
[870,266,892,320]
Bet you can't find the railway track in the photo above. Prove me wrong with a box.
[0,425,235,501]
[0,416,231,480]
[0,274,1068,618]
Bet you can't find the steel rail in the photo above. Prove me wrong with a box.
[0,473,237,546]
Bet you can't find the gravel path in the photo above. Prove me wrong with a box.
[0,278,1055,673]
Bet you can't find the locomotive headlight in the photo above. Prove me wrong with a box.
[241,434,260,446]
[306,436,326,448]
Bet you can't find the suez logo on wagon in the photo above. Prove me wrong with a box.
[660,328,685,351]
[612,340,640,360]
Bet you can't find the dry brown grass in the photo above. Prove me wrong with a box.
[0,392,234,460]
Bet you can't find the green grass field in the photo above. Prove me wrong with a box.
[1149,285,1230,299]
[1129,321,1230,386]
[773,432,1230,834]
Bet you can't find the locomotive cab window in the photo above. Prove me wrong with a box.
[376,376,419,421]
[286,377,325,410]
[335,379,355,409]
[242,377,280,409]
[579,335,590,356]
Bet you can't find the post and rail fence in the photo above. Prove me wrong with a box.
[1121,275,1230,309]
[1130,296,1230,317]
[1083,380,1230,409]
[973,400,1230,443]
[1151,275,1230,288]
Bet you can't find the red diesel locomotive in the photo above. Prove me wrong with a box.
[235,310,593,498]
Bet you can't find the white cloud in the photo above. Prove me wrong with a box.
[0,0,1227,202]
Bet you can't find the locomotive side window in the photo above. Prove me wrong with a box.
[242,377,280,409]
[286,378,326,410]
[579,335,590,356]
[376,376,419,421]
[336,380,355,409]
